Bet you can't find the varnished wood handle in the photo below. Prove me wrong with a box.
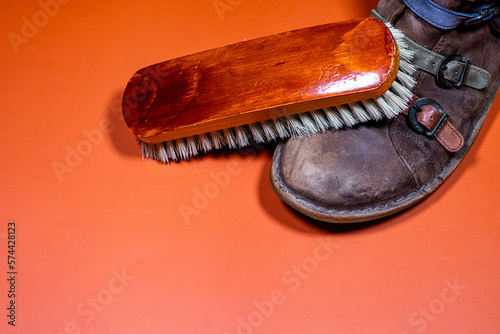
[122,17,399,143]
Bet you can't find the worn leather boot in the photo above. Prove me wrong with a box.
[270,0,500,223]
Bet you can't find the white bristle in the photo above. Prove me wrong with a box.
[360,100,384,121]
[186,136,198,157]
[323,107,345,129]
[235,126,250,147]
[310,110,330,132]
[387,25,414,62]
[140,141,148,160]
[210,131,224,150]
[391,34,407,48]
[335,105,357,127]
[248,123,266,143]
[273,118,290,138]
[399,57,417,74]
[348,102,371,123]
[386,23,401,38]
[260,121,278,141]
[390,81,414,101]
[387,25,416,74]
[175,139,190,160]
[298,113,319,135]
[399,47,414,63]
[142,24,418,162]
[223,129,237,149]
[166,141,178,161]
[197,133,213,153]
[284,115,307,138]
[374,96,398,118]
[397,68,417,87]
[383,90,407,114]
[140,141,145,159]
[157,143,169,163]
[144,142,154,161]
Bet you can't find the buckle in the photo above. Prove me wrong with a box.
[408,98,448,137]
[436,53,470,89]
[463,4,500,26]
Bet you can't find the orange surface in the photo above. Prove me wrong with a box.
[1,1,499,333]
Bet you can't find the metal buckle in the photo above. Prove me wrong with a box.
[436,53,470,89]
[463,4,500,26]
[408,98,448,137]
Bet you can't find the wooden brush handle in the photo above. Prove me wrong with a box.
[123,17,399,143]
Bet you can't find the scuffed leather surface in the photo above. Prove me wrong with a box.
[280,124,416,210]
[273,0,500,218]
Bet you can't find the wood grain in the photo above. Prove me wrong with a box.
[122,17,399,143]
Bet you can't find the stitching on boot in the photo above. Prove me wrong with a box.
[389,120,422,188]
[428,144,439,178]
[397,122,441,185]
[433,33,447,58]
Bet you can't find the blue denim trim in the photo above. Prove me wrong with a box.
[403,0,498,30]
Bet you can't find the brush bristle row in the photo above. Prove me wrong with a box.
[141,24,417,162]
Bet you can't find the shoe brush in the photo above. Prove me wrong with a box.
[122,17,416,162]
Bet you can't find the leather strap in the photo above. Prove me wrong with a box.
[371,10,491,90]
[405,37,491,90]
[402,0,500,30]
[416,105,463,152]
[403,98,464,153]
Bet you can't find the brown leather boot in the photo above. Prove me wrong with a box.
[270,0,500,223]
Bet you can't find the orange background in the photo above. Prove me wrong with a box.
[1,0,500,333]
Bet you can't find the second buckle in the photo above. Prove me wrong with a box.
[408,98,449,138]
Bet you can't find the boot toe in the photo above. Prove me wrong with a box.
[271,123,422,222]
